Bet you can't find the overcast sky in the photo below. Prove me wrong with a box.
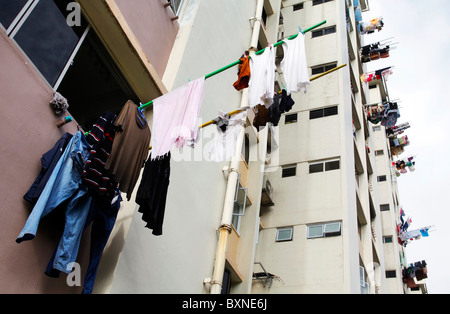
[362,0,450,294]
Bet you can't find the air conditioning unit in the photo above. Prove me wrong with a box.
[261,175,274,206]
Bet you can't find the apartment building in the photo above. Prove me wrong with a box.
[0,0,416,294]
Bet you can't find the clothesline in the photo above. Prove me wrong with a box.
[139,20,327,110]
[148,63,348,150]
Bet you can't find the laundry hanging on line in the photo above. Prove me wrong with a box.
[360,66,393,83]
[386,122,410,138]
[360,42,391,63]
[366,101,399,128]
[359,17,384,35]
[393,156,416,176]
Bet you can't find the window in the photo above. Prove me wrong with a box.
[383,236,393,243]
[309,159,340,173]
[377,175,387,182]
[312,0,333,5]
[309,163,324,173]
[282,165,297,178]
[276,227,293,242]
[293,3,304,11]
[168,0,184,16]
[307,222,342,239]
[325,160,340,171]
[0,0,30,32]
[285,113,298,124]
[311,26,336,38]
[311,62,338,75]
[380,204,390,211]
[386,270,397,278]
[375,150,384,156]
[309,106,338,119]
[7,0,89,87]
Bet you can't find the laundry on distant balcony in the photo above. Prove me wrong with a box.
[360,42,391,63]
[366,101,399,128]
[402,260,428,288]
[386,122,410,138]
[360,66,393,83]
[359,17,384,35]
[389,134,409,157]
[393,156,416,176]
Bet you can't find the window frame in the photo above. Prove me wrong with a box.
[311,26,336,38]
[285,113,298,124]
[309,106,339,119]
[309,158,340,174]
[311,62,338,75]
[276,227,294,242]
[282,165,297,178]
[307,222,342,239]
[377,175,387,182]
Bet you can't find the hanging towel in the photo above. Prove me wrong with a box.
[209,111,246,162]
[280,32,310,95]
[151,77,206,159]
[248,46,276,108]
[105,100,151,201]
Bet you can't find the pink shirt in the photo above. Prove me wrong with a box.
[151,77,206,159]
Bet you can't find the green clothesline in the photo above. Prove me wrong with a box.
[139,20,327,110]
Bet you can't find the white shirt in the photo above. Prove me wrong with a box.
[280,32,310,95]
[248,46,276,108]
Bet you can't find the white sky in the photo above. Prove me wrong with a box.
[362,0,450,294]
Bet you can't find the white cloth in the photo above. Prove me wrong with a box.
[248,46,276,108]
[280,32,310,95]
[151,77,205,159]
[209,111,246,162]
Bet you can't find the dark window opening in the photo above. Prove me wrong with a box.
[377,175,387,182]
[285,113,298,124]
[293,3,304,11]
[380,204,390,211]
[311,26,336,38]
[386,270,397,278]
[57,29,138,131]
[311,62,338,75]
[282,166,297,178]
[325,160,340,171]
[309,106,338,119]
[309,163,323,173]
[313,0,333,5]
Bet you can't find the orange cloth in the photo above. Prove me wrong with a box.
[233,54,250,91]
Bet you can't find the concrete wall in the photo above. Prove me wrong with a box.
[0,29,83,293]
[0,0,178,294]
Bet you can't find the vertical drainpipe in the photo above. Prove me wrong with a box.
[209,0,264,295]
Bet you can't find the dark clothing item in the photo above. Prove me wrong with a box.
[105,100,151,201]
[253,104,270,130]
[279,89,295,113]
[269,92,281,126]
[136,152,171,236]
[24,132,73,204]
[45,190,122,294]
[81,192,122,294]
[83,111,118,201]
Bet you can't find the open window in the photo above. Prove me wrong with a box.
[307,222,342,239]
